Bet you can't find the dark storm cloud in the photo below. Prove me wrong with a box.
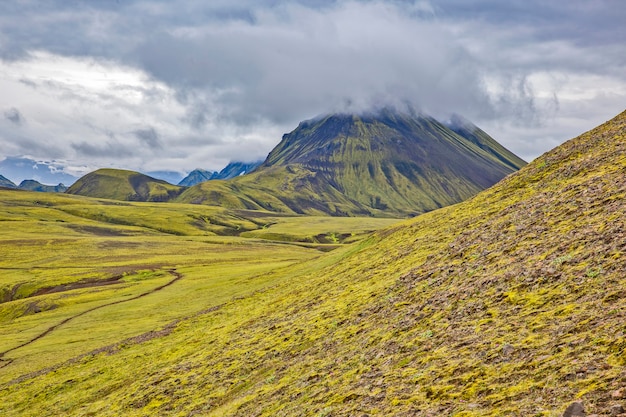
[437,0,626,46]
[4,107,24,126]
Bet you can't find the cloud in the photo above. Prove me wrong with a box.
[71,140,133,158]
[4,107,24,125]
[0,0,624,172]
[129,2,493,124]
[134,127,161,149]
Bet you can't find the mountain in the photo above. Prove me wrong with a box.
[214,161,262,179]
[444,114,528,171]
[177,110,525,216]
[18,180,67,193]
[0,174,67,192]
[3,110,624,416]
[178,162,262,186]
[0,156,78,186]
[178,168,217,186]
[0,174,17,188]
[66,168,185,202]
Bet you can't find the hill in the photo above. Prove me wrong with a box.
[177,110,525,216]
[66,168,185,202]
[0,174,16,188]
[2,110,624,416]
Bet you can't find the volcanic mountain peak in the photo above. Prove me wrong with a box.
[238,109,526,215]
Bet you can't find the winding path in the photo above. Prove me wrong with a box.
[0,269,183,363]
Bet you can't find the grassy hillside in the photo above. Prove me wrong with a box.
[1,110,625,416]
[178,111,525,217]
[66,168,185,202]
[177,165,376,216]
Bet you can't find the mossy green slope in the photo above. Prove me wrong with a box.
[66,168,185,202]
[2,110,625,416]
[178,110,525,216]
[177,164,375,216]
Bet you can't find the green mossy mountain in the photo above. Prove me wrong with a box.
[176,110,525,216]
[445,113,527,171]
[66,111,523,216]
[66,168,185,202]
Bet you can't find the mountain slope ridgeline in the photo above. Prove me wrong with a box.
[176,110,525,216]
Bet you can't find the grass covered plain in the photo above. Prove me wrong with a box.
[0,190,398,387]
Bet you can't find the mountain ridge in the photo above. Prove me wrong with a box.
[18,180,67,193]
[177,110,526,216]
[0,174,16,188]
[178,161,262,186]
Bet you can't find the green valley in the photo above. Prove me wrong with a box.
[0,190,397,386]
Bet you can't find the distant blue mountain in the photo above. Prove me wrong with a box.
[0,156,263,189]
[0,156,78,186]
[0,174,16,188]
[145,170,185,185]
[178,169,217,186]
[214,161,261,179]
[0,174,67,193]
[178,161,262,186]
[18,179,68,193]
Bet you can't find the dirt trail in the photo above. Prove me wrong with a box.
[0,269,183,363]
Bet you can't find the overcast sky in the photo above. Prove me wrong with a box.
[1,0,624,177]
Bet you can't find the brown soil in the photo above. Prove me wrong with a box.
[31,275,124,297]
